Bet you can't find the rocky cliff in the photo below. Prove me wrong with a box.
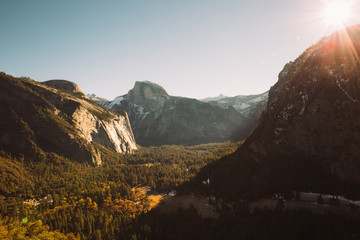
[43,79,88,98]
[0,74,136,165]
[91,81,254,146]
[207,25,360,200]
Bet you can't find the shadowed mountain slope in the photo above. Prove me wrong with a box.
[205,25,360,200]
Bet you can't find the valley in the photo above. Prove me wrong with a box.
[1,24,360,240]
[0,138,241,239]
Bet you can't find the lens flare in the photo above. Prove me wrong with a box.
[323,0,351,28]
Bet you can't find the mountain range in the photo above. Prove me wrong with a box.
[201,91,268,121]
[0,73,268,166]
[90,81,266,146]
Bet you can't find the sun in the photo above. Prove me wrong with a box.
[323,0,351,28]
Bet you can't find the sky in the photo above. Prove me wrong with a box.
[1,0,360,100]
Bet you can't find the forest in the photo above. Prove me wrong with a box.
[1,140,360,239]
[0,141,243,239]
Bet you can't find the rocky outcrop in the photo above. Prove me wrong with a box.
[0,73,136,165]
[207,25,360,200]
[43,79,88,98]
[71,106,136,154]
[91,81,254,146]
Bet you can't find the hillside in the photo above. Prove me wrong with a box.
[205,25,360,201]
[0,73,136,165]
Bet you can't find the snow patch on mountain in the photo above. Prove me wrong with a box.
[108,96,124,108]
[201,91,269,119]
[87,94,109,106]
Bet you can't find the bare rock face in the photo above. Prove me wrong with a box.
[0,73,136,165]
[93,81,254,146]
[127,81,169,108]
[43,79,88,98]
[208,25,360,200]
[71,106,136,154]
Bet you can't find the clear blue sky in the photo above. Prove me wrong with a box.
[1,0,359,100]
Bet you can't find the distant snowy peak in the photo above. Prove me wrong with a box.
[107,96,125,108]
[88,94,127,110]
[87,94,109,103]
[201,94,227,102]
[201,91,269,119]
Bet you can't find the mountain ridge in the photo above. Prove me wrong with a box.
[0,74,137,165]
[205,25,360,200]
[200,91,268,121]
[90,81,259,146]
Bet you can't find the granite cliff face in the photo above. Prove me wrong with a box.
[0,74,136,165]
[208,25,360,200]
[91,81,254,146]
[43,79,88,98]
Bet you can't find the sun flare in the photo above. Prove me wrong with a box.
[323,0,351,28]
